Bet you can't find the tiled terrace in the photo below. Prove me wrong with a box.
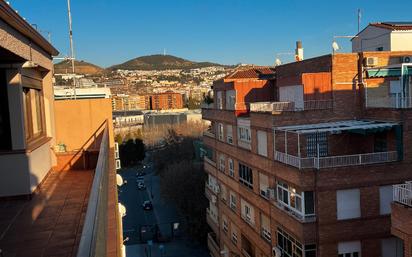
[0,169,94,257]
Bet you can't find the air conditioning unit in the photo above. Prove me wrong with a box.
[272,246,281,257]
[115,159,121,170]
[401,56,412,63]
[364,57,378,67]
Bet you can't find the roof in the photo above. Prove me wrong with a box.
[0,1,59,56]
[274,120,398,134]
[224,66,275,80]
[370,22,412,31]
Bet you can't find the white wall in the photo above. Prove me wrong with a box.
[0,153,30,196]
[28,140,52,192]
[391,31,412,51]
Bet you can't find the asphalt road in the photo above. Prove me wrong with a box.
[118,153,210,257]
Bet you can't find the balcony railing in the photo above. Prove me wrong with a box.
[204,156,217,167]
[207,208,219,225]
[203,130,216,138]
[250,100,333,113]
[366,96,412,109]
[274,150,398,169]
[241,213,255,227]
[77,122,112,257]
[207,232,220,257]
[393,182,412,207]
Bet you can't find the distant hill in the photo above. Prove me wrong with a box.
[54,60,104,75]
[109,54,225,70]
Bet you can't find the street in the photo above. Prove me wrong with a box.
[118,153,211,257]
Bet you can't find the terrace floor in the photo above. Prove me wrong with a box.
[0,169,93,257]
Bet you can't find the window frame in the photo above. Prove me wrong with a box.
[23,86,47,145]
[239,163,253,189]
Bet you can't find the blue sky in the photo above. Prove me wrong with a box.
[10,0,412,67]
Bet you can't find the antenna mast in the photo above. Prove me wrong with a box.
[357,9,361,33]
[67,0,76,98]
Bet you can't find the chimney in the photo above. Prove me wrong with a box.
[295,41,304,61]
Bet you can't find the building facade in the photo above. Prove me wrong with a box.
[203,53,412,257]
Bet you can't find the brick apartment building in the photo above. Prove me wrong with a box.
[202,52,412,257]
[150,91,184,110]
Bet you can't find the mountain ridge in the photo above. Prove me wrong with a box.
[109,54,227,70]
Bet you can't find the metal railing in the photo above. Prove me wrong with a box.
[274,150,398,169]
[393,182,412,207]
[77,123,110,257]
[366,96,412,109]
[250,100,333,113]
[204,156,217,167]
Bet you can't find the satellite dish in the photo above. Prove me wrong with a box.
[116,174,124,187]
[275,58,282,66]
[332,41,340,52]
[118,203,126,217]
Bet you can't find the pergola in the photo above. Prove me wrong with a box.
[273,120,399,158]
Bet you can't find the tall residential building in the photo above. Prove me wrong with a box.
[0,1,123,256]
[203,52,412,257]
[150,92,184,110]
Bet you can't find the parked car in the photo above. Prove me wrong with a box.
[137,182,146,190]
[142,200,153,210]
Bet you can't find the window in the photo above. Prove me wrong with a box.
[0,70,12,150]
[217,91,223,109]
[226,124,233,144]
[277,228,316,257]
[257,130,268,156]
[218,123,224,141]
[260,213,271,242]
[241,199,254,225]
[239,163,253,189]
[306,132,328,157]
[336,189,361,220]
[238,126,251,142]
[221,184,227,203]
[338,241,361,257]
[379,185,393,215]
[225,90,236,110]
[374,132,388,152]
[222,215,228,233]
[381,237,403,257]
[259,173,269,199]
[23,87,46,142]
[231,225,238,245]
[219,154,226,172]
[230,191,237,211]
[228,158,234,177]
[277,181,315,218]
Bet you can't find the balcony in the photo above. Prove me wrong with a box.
[206,208,219,234]
[204,156,217,168]
[250,99,333,113]
[393,182,412,207]
[207,232,220,257]
[241,213,255,227]
[203,130,216,138]
[273,120,400,169]
[0,121,121,257]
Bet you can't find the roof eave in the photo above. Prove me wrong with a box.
[0,1,59,56]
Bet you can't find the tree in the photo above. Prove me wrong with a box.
[114,134,123,145]
[159,160,208,241]
[119,138,145,167]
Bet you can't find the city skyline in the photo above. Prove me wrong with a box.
[9,0,412,67]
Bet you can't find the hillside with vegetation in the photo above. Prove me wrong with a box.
[109,54,225,70]
[54,60,104,75]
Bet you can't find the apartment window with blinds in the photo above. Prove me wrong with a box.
[238,126,251,142]
[221,184,227,203]
[219,154,226,172]
[226,124,233,144]
[306,132,328,157]
[230,192,237,211]
[218,123,224,141]
[228,158,234,177]
[260,213,271,242]
[222,216,228,233]
[239,163,253,189]
[259,173,269,199]
[241,199,254,225]
[231,225,238,245]
[23,87,46,143]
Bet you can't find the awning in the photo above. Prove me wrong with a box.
[367,67,412,78]
[274,120,398,134]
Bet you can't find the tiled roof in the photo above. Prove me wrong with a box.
[370,22,412,31]
[225,66,275,80]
